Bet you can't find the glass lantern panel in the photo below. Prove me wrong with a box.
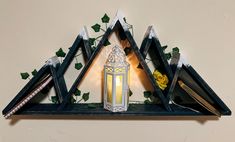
[107,74,113,103]
[115,75,123,104]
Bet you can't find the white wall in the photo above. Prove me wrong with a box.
[0,0,234,142]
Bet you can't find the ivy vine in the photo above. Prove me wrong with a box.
[20,69,38,80]
[143,91,161,104]
[164,46,180,60]
[89,13,134,52]
[143,46,180,104]
[19,13,181,106]
[50,88,90,104]
[20,46,85,104]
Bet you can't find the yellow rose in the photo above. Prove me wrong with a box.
[157,80,167,90]
[153,70,169,90]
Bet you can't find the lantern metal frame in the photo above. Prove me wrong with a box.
[103,45,130,112]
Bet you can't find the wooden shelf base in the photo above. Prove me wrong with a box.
[15,103,231,116]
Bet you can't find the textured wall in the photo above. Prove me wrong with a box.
[0,0,234,142]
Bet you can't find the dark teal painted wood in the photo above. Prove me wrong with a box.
[2,18,231,117]
[49,65,68,103]
[139,36,174,101]
[57,36,92,77]
[2,65,51,115]
[179,65,231,115]
[15,103,231,116]
[60,21,171,111]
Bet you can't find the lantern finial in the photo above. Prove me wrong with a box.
[106,45,128,66]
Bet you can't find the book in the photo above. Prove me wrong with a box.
[178,80,221,117]
[4,75,52,118]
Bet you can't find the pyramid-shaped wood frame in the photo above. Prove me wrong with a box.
[139,26,174,100]
[168,52,231,115]
[2,12,231,118]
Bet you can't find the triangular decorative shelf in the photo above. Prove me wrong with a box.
[139,26,174,100]
[2,11,231,118]
[169,52,231,115]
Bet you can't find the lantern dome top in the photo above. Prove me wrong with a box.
[106,45,129,66]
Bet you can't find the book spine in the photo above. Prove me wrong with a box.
[4,76,52,119]
[178,80,221,117]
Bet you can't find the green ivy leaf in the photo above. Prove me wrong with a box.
[71,97,76,104]
[144,91,152,98]
[88,103,96,108]
[104,40,111,46]
[144,99,151,104]
[101,13,110,23]
[82,92,90,102]
[51,96,58,103]
[20,72,30,80]
[165,53,172,60]
[74,89,81,96]
[149,95,160,104]
[31,69,38,76]
[129,89,133,97]
[162,45,168,51]
[56,48,66,57]
[75,63,83,70]
[91,23,101,32]
[89,38,96,46]
[172,47,179,53]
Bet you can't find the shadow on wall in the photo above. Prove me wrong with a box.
[8,115,219,126]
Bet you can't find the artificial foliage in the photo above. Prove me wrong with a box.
[20,72,30,80]
[89,13,133,51]
[31,69,38,76]
[101,13,110,23]
[74,63,83,70]
[56,48,66,58]
[153,70,169,90]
